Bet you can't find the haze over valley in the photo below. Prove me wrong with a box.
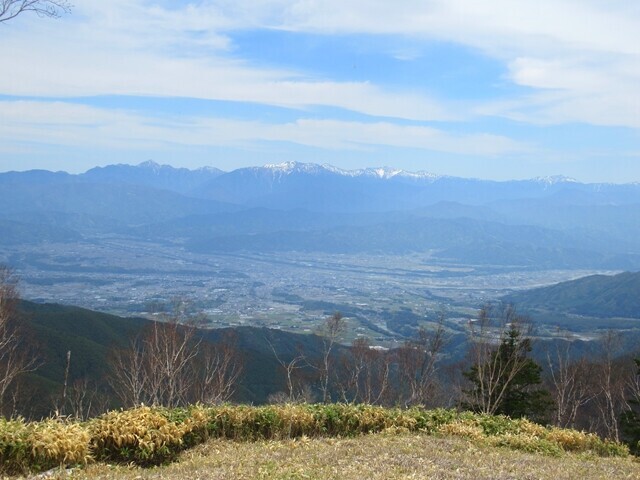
[2,160,639,346]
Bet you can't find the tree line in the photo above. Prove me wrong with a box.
[0,265,638,452]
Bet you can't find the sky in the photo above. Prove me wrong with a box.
[0,0,639,182]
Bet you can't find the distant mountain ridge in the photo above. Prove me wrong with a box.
[503,271,640,318]
[83,161,224,195]
[3,161,640,268]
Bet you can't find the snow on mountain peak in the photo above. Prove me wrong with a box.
[533,175,578,185]
[263,161,325,174]
[138,160,162,170]
[262,162,440,180]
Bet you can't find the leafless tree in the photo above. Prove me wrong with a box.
[0,0,71,23]
[462,304,535,415]
[590,331,631,441]
[627,358,640,411]
[0,266,38,415]
[109,301,241,408]
[108,299,201,408]
[195,332,242,404]
[144,319,200,408]
[546,339,596,429]
[108,334,149,407]
[52,377,108,420]
[317,312,345,403]
[269,339,308,403]
[338,336,390,405]
[395,319,446,407]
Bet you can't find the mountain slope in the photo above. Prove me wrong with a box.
[503,271,640,318]
[83,160,224,195]
[188,217,640,268]
[194,161,640,211]
[0,182,237,227]
[16,301,343,417]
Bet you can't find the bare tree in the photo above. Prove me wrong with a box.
[269,339,308,403]
[546,339,596,429]
[627,358,640,411]
[195,332,242,404]
[338,336,390,405]
[0,266,38,415]
[590,331,631,441]
[109,300,241,408]
[317,312,345,403]
[0,0,71,23]
[395,319,446,407]
[108,299,201,408]
[108,334,149,407]
[52,377,108,420]
[462,304,546,417]
[141,318,201,408]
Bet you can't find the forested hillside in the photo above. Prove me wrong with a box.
[503,271,640,318]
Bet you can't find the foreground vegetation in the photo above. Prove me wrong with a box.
[0,404,632,477]
[74,434,640,480]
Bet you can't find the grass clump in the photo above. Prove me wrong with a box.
[89,406,194,466]
[0,417,91,475]
[0,404,633,476]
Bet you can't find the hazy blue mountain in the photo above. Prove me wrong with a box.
[192,163,420,211]
[83,160,224,195]
[0,169,74,185]
[0,182,237,227]
[188,217,640,268]
[490,200,640,247]
[3,161,640,264]
[4,161,640,216]
[192,162,640,211]
[503,271,640,318]
[129,208,419,240]
[0,219,81,245]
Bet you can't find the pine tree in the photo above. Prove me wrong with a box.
[464,324,552,421]
[620,358,640,454]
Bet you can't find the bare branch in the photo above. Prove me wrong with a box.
[0,266,39,414]
[0,0,71,23]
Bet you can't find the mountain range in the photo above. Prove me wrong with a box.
[2,161,640,268]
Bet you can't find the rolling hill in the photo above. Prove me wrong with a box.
[16,301,345,417]
[503,271,640,318]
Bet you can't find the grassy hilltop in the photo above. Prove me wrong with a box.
[1,404,638,479]
[75,434,640,480]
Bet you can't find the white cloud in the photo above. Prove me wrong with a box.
[209,0,640,130]
[0,100,527,156]
[1,0,638,135]
[0,2,457,122]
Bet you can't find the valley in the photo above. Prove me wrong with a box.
[2,234,619,346]
[2,160,640,348]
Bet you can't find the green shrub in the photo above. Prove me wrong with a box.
[1,403,631,474]
[89,406,187,466]
[0,417,91,475]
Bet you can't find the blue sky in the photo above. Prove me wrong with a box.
[0,0,639,182]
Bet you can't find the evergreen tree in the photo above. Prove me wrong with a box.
[620,358,640,454]
[464,325,552,421]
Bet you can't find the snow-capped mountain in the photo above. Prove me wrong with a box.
[259,161,441,182]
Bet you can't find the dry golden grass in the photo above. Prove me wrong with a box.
[1,405,634,477]
[46,433,640,480]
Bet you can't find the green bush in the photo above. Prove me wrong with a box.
[89,406,188,466]
[0,417,91,475]
[0,404,632,475]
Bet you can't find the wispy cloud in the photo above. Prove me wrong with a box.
[3,1,638,128]
[0,0,638,178]
[0,100,526,156]
[0,2,457,122]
